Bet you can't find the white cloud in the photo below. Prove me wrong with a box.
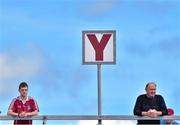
[83,0,119,16]
[0,45,44,96]
[0,51,43,79]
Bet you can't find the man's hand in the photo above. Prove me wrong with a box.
[19,112,30,117]
[147,109,162,117]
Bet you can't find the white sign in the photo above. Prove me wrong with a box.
[82,30,116,64]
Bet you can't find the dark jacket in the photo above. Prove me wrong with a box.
[134,94,168,124]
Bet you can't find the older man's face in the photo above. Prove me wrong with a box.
[146,83,156,97]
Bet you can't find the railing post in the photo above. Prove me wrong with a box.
[43,116,47,125]
[97,119,102,125]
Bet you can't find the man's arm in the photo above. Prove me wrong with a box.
[28,98,39,117]
[7,110,18,117]
[141,111,148,116]
[159,95,168,115]
[7,109,38,117]
[7,99,18,117]
[133,95,143,116]
[26,110,38,116]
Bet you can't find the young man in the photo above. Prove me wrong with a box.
[7,82,39,125]
[133,82,168,124]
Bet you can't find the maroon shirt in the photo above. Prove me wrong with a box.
[8,96,39,125]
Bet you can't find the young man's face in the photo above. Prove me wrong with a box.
[19,87,28,98]
[146,83,156,97]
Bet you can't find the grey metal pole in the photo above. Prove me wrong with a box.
[43,116,47,125]
[97,64,102,125]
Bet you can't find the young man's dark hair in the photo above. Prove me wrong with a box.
[19,82,28,90]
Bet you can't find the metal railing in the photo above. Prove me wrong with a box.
[1,115,180,125]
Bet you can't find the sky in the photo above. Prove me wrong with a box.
[0,0,180,124]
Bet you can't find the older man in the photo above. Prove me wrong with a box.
[133,82,168,124]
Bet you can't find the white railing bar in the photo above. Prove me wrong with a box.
[1,115,180,120]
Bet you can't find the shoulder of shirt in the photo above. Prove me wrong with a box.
[155,94,163,98]
[14,96,21,101]
[137,94,146,99]
[11,97,19,102]
[28,96,36,101]
[138,94,146,97]
[10,97,21,104]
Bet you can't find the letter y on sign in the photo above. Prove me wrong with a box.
[82,30,116,64]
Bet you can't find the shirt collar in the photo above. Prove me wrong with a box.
[17,96,29,102]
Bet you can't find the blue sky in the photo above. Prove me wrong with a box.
[0,0,180,124]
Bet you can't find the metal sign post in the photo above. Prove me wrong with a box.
[97,64,102,125]
[82,30,116,125]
